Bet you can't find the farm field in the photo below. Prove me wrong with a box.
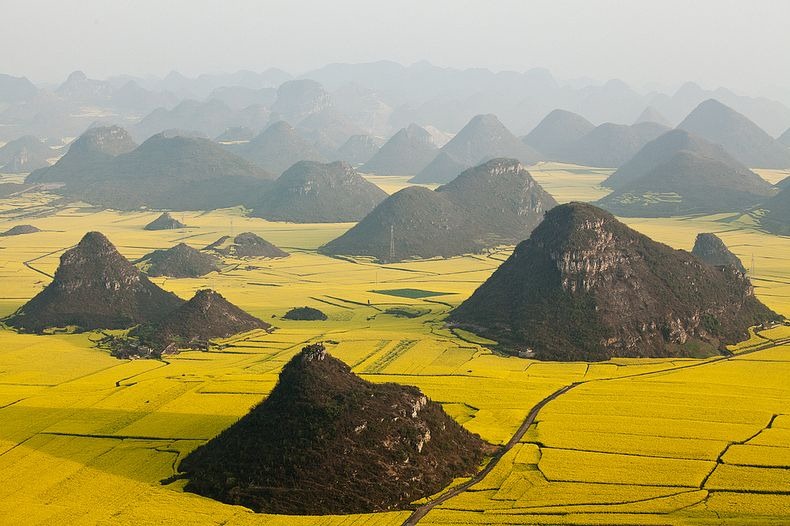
[0,166,789,525]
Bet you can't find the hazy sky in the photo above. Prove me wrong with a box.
[2,0,788,95]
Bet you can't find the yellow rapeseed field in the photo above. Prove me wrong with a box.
[0,166,789,525]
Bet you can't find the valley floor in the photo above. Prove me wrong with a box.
[0,164,789,525]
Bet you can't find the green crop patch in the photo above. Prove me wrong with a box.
[370,288,452,298]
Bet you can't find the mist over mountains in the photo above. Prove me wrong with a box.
[3,62,790,149]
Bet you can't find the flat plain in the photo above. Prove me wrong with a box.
[0,163,789,525]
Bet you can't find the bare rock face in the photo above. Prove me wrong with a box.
[450,202,779,361]
[5,232,184,332]
[692,233,746,273]
[179,343,489,514]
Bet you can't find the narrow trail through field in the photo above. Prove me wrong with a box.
[402,327,790,525]
[401,382,579,526]
[22,245,72,279]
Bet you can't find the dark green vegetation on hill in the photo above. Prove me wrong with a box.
[143,212,187,230]
[692,233,746,273]
[412,114,540,183]
[450,203,778,361]
[522,109,595,160]
[215,126,255,143]
[760,186,790,235]
[231,120,325,175]
[204,232,288,258]
[250,161,387,222]
[559,121,670,168]
[29,130,274,210]
[360,124,437,175]
[180,343,488,514]
[27,126,137,183]
[334,134,383,165]
[0,224,40,237]
[602,129,752,189]
[678,99,790,168]
[597,132,776,216]
[320,158,557,262]
[0,183,30,197]
[135,243,220,278]
[4,232,184,332]
[0,135,53,173]
[282,306,328,321]
[130,289,270,349]
[633,106,671,126]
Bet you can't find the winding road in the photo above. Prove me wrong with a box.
[401,382,580,526]
[401,327,790,525]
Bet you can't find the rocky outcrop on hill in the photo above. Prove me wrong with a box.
[692,233,746,273]
[5,232,184,332]
[450,203,778,361]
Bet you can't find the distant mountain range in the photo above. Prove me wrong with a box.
[3,62,790,148]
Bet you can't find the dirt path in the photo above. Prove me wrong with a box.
[22,245,72,279]
[401,382,580,526]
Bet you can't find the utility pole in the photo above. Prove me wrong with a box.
[751,253,755,276]
[389,224,395,261]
